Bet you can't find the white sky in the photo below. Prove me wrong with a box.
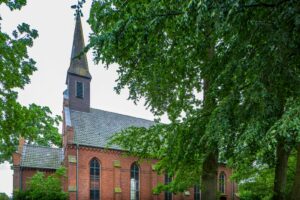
[0,0,168,196]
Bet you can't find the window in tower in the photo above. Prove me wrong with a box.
[76,81,84,99]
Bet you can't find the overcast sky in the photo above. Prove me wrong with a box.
[0,0,168,196]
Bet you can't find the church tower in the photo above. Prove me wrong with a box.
[66,15,91,112]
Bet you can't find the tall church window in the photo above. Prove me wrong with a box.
[165,174,172,200]
[219,172,226,194]
[194,184,201,200]
[130,162,139,200]
[90,158,100,200]
[76,81,84,99]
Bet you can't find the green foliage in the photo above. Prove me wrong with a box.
[0,0,27,10]
[0,1,61,163]
[237,166,274,200]
[88,0,300,195]
[89,0,206,119]
[237,151,297,200]
[110,117,205,192]
[13,167,68,200]
[0,193,9,200]
[266,98,300,151]
[89,0,220,192]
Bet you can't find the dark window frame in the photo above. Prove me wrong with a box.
[219,172,226,194]
[130,162,140,200]
[76,81,84,99]
[90,158,100,200]
[164,174,172,200]
[194,184,201,200]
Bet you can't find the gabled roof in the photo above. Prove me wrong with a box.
[21,145,63,169]
[67,15,91,80]
[70,108,155,149]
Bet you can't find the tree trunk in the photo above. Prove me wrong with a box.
[201,151,218,200]
[200,43,218,200]
[289,144,300,200]
[273,141,290,200]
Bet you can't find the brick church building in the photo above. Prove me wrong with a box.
[12,16,238,200]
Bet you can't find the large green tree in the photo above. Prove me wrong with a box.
[0,0,61,163]
[88,0,221,198]
[210,1,300,199]
[87,0,300,199]
[237,151,297,200]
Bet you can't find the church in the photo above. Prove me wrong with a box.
[12,16,238,200]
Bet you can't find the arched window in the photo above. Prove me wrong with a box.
[194,184,201,200]
[219,172,226,194]
[165,174,172,200]
[130,163,139,200]
[90,158,100,200]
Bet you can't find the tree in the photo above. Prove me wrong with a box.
[0,193,9,200]
[210,1,300,199]
[88,0,221,198]
[266,98,300,199]
[87,0,300,199]
[0,0,61,163]
[237,151,297,200]
[13,167,68,200]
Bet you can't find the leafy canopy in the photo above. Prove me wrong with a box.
[237,151,297,199]
[0,0,61,163]
[88,0,300,193]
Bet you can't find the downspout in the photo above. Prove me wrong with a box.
[19,166,22,190]
[76,143,79,200]
[232,181,234,200]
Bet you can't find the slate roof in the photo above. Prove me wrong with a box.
[70,108,155,149]
[21,145,63,169]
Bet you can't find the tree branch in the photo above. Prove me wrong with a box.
[150,11,185,18]
[242,0,291,9]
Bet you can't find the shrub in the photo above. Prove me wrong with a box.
[13,167,68,200]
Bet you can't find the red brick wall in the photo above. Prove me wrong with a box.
[13,166,20,191]
[64,145,237,200]
[65,145,165,200]
[12,153,21,191]
[20,168,56,190]
[14,146,237,200]
[218,165,239,200]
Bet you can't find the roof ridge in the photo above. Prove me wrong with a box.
[71,107,156,123]
[24,144,62,151]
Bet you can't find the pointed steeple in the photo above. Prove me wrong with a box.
[67,15,91,81]
[65,14,91,113]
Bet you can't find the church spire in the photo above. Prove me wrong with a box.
[67,14,91,81]
[65,14,91,113]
